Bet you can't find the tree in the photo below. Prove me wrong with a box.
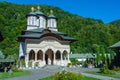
[101,47,105,64]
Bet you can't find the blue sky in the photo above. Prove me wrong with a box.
[0,0,120,23]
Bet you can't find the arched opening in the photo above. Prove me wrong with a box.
[56,50,61,60]
[37,50,43,60]
[29,50,35,60]
[63,50,68,60]
[45,49,54,65]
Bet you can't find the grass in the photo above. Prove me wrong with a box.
[0,70,30,79]
[86,71,120,79]
[39,76,100,80]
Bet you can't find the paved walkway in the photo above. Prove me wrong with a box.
[65,67,119,80]
[3,66,120,80]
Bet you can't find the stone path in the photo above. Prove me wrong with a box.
[65,67,120,80]
[4,69,58,80]
[81,73,119,80]
[3,66,120,80]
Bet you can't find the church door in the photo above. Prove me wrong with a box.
[45,49,54,65]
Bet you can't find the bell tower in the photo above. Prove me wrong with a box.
[47,10,57,31]
[35,6,47,29]
[26,7,38,30]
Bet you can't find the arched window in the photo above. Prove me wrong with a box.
[29,50,35,60]
[56,50,61,60]
[32,17,34,25]
[63,50,68,60]
[52,19,54,27]
[37,50,43,60]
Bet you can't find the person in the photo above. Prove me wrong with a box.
[8,68,13,75]
[4,67,7,72]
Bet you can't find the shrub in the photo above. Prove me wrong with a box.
[20,59,25,67]
[54,70,83,80]
[83,61,88,67]
[70,58,80,65]
[13,67,23,72]
[113,67,120,72]
[99,64,116,75]
[34,62,39,67]
[67,63,72,67]
[28,61,32,67]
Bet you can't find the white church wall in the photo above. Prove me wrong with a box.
[26,37,70,53]
[24,37,70,67]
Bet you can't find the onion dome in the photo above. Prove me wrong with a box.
[48,10,57,19]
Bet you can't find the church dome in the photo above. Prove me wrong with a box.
[47,10,57,19]
[35,10,44,15]
[28,12,36,15]
[27,7,36,16]
[48,14,56,19]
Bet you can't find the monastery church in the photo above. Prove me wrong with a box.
[18,6,77,67]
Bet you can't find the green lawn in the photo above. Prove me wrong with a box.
[86,71,120,79]
[39,76,100,80]
[0,70,30,79]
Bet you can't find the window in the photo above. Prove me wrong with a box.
[32,17,34,25]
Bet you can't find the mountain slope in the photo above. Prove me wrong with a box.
[0,2,120,58]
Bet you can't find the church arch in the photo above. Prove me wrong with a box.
[63,50,68,60]
[45,49,54,65]
[56,50,61,60]
[29,50,35,60]
[37,50,43,60]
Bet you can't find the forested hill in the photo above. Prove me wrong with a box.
[0,2,120,58]
[109,19,120,27]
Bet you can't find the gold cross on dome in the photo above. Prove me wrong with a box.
[50,9,53,14]
[31,7,35,12]
[37,6,41,10]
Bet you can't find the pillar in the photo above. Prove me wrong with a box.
[25,53,29,67]
[35,52,37,61]
[61,53,63,65]
[54,53,56,65]
[67,53,70,63]
[42,53,46,65]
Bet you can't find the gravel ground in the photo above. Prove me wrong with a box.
[3,66,120,80]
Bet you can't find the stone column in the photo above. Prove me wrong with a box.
[54,53,56,65]
[61,53,63,66]
[43,53,45,61]
[25,53,29,68]
[67,53,70,63]
[35,52,37,61]
[43,53,46,66]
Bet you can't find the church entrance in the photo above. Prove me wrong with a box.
[45,49,54,65]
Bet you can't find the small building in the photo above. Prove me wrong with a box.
[69,53,95,68]
[18,7,77,67]
[69,53,95,62]
[109,41,120,68]
[0,51,15,72]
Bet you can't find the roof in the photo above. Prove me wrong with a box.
[19,28,77,42]
[0,59,15,62]
[109,41,120,48]
[29,12,36,15]
[48,14,57,19]
[35,10,44,15]
[69,53,95,59]
[27,11,47,18]
[61,36,77,41]
[0,51,5,59]
[24,28,43,33]
[20,33,42,38]
[24,28,66,35]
